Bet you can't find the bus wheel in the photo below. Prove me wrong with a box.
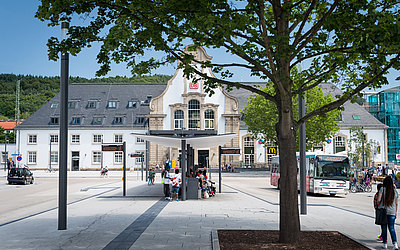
[277,180,280,190]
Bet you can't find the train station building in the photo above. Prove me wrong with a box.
[13,46,388,170]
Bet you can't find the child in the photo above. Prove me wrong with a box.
[374,183,384,242]
[170,169,181,201]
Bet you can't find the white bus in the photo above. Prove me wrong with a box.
[270,153,350,196]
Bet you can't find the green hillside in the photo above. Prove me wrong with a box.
[0,74,171,120]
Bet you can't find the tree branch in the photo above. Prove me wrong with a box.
[292,0,316,46]
[256,0,276,75]
[168,49,277,104]
[292,0,339,60]
[296,54,400,127]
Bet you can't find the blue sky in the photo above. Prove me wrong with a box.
[0,1,398,91]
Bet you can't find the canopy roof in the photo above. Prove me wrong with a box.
[131,133,236,149]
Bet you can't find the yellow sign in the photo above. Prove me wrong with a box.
[172,160,176,168]
[267,147,277,155]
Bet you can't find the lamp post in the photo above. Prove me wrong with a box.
[58,21,69,230]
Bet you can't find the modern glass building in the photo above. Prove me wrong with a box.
[368,86,400,163]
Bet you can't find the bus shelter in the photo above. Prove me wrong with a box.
[132,131,236,201]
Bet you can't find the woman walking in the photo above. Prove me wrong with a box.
[377,176,399,249]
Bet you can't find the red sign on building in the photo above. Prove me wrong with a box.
[189,82,199,89]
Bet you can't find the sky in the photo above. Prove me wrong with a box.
[0,1,399,91]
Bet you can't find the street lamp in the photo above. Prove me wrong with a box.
[58,21,69,231]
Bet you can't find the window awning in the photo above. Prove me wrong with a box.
[131,133,236,149]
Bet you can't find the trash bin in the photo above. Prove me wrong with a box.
[187,177,200,199]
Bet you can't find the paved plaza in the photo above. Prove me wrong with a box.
[0,171,389,249]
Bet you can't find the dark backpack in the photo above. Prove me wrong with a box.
[374,192,380,209]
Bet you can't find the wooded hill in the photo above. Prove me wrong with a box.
[0,74,171,120]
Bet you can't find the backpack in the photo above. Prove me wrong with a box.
[374,192,380,209]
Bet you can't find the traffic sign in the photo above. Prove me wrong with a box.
[396,154,400,160]
[17,156,22,161]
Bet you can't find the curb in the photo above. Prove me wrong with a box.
[339,231,374,250]
[211,229,220,250]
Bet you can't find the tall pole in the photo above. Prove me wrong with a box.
[299,93,307,215]
[58,21,69,230]
[4,135,7,172]
[181,139,186,201]
[123,141,126,196]
[145,139,149,181]
[362,127,365,169]
[49,138,52,171]
[219,146,222,193]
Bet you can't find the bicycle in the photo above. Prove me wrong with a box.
[46,167,56,173]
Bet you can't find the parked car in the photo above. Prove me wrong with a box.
[7,168,34,185]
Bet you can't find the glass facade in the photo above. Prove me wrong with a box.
[368,88,400,163]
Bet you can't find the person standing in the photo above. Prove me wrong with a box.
[163,166,171,200]
[148,168,154,185]
[377,176,399,249]
[170,168,182,201]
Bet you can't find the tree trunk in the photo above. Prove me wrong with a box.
[277,93,300,243]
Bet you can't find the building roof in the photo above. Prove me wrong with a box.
[319,83,388,129]
[0,121,21,130]
[16,81,387,131]
[17,83,167,129]
[381,86,400,92]
[227,82,388,130]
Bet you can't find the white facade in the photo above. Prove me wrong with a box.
[323,127,386,166]
[17,128,147,170]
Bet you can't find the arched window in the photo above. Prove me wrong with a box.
[188,100,200,130]
[204,110,214,130]
[244,136,254,167]
[174,110,184,129]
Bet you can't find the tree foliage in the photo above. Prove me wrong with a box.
[348,126,379,169]
[243,84,341,150]
[35,0,400,243]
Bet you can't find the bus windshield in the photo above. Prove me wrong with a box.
[315,156,350,180]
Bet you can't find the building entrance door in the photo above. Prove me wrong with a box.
[198,150,209,170]
[71,151,79,171]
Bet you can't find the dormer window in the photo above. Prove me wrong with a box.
[108,101,117,108]
[71,117,81,125]
[144,95,152,104]
[134,117,146,125]
[352,115,360,120]
[87,101,96,109]
[51,103,58,109]
[68,101,76,109]
[114,117,124,124]
[93,117,103,125]
[50,117,59,125]
[128,101,137,108]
